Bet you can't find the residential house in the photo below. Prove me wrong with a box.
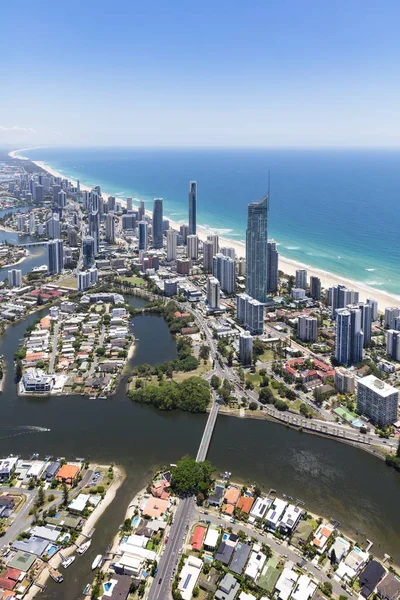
[265,498,288,530]
[230,542,252,575]
[56,463,80,485]
[291,575,318,600]
[377,573,400,600]
[178,556,203,600]
[312,523,334,554]
[359,560,387,598]
[208,484,225,507]
[215,572,240,600]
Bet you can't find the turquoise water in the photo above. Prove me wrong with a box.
[21,146,400,296]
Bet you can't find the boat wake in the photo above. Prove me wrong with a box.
[0,425,50,440]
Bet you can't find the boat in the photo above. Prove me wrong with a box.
[83,584,91,595]
[98,395,107,400]
[77,540,91,555]
[49,568,63,583]
[61,555,76,568]
[91,554,104,570]
[89,396,97,400]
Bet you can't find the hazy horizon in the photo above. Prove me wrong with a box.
[1,0,400,148]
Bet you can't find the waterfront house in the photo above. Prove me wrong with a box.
[279,504,302,535]
[359,560,387,598]
[42,461,60,482]
[0,456,18,482]
[328,537,350,563]
[377,573,400,600]
[265,498,288,530]
[0,495,16,510]
[142,496,169,519]
[312,523,334,553]
[222,486,241,515]
[336,547,370,581]
[0,567,24,593]
[30,524,61,543]
[56,463,80,485]
[249,497,271,522]
[230,542,252,575]
[12,536,49,557]
[236,495,254,514]
[68,493,89,514]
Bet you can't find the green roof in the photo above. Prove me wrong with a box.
[334,406,357,422]
[7,550,36,571]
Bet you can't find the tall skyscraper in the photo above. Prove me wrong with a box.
[47,239,64,275]
[295,269,307,290]
[207,234,219,256]
[335,307,363,365]
[357,375,398,427]
[206,277,220,309]
[152,198,163,249]
[384,307,400,329]
[180,224,189,245]
[239,331,253,366]
[297,315,318,342]
[267,239,279,294]
[29,212,36,235]
[310,276,321,300]
[108,196,116,212]
[245,195,268,303]
[138,221,148,250]
[359,302,372,346]
[138,200,145,221]
[82,235,95,269]
[236,293,264,334]
[58,190,66,208]
[188,181,197,235]
[386,330,400,361]
[187,235,199,260]
[8,269,22,287]
[212,253,236,294]
[105,212,115,242]
[89,208,100,255]
[17,214,25,232]
[330,285,359,314]
[46,214,61,239]
[166,229,177,261]
[366,298,378,321]
[126,197,133,211]
[203,240,214,272]
[220,247,236,259]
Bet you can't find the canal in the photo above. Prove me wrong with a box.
[0,297,398,598]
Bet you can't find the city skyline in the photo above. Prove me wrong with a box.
[1,0,400,147]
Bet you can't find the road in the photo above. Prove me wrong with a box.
[147,497,195,600]
[49,321,60,374]
[200,509,347,598]
[0,470,93,551]
[196,395,220,462]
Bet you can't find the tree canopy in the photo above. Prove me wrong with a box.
[171,455,214,497]
[129,376,211,413]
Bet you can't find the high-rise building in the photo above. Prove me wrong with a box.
[207,234,219,256]
[236,293,264,334]
[359,302,372,346]
[176,258,192,275]
[58,190,66,208]
[203,241,214,272]
[297,315,318,342]
[309,276,321,300]
[47,239,64,275]
[138,221,148,251]
[239,331,253,365]
[357,375,398,427]
[89,209,100,255]
[126,197,133,211]
[17,214,25,232]
[52,184,61,203]
[34,184,44,203]
[82,235,95,269]
[335,307,363,365]
[67,226,78,247]
[188,181,197,235]
[105,213,115,242]
[220,247,236,259]
[295,269,307,290]
[107,196,116,212]
[138,200,145,221]
[384,307,400,329]
[212,253,236,294]
[122,213,136,230]
[245,195,268,303]
[180,224,189,245]
[366,298,378,321]
[334,367,356,393]
[7,269,22,287]
[386,330,400,362]
[46,214,61,239]
[152,198,163,249]
[162,218,170,233]
[166,230,177,261]
[331,285,359,314]
[206,277,220,309]
[29,212,36,235]
[187,235,199,260]
[394,316,400,331]
[267,239,279,294]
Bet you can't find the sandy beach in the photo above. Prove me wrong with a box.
[9,149,400,311]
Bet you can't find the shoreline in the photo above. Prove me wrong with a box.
[9,148,400,310]
[24,463,126,600]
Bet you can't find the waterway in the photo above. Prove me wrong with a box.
[0,206,47,280]
[0,298,398,599]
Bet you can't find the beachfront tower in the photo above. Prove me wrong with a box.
[267,239,279,294]
[105,212,116,243]
[246,194,269,303]
[166,229,177,262]
[152,198,163,249]
[188,181,197,235]
[138,221,148,251]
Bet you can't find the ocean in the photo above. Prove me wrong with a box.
[21,146,400,296]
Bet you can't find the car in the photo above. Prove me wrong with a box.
[315,565,321,571]
[283,554,288,559]
[165,538,169,544]
[158,578,162,585]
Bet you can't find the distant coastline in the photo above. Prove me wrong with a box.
[9,147,400,311]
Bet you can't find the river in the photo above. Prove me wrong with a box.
[0,297,398,598]
[0,206,47,280]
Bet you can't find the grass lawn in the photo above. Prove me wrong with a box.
[119,276,147,287]
[60,277,77,289]
[260,348,275,362]
[246,372,262,388]
[172,360,211,383]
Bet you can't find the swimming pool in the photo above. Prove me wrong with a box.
[132,516,139,527]
[47,544,57,557]
[103,579,118,596]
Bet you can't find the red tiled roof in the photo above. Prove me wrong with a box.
[191,526,206,551]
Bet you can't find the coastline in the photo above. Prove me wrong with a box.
[9,149,400,311]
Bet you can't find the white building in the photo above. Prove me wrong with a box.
[291,574,317,600]
[384,307,400,329]
[204,527,219,551]
[297,315,318,342]
[357,375,398,427]
[187,234,199,260]
[265,498,288,530]
[291,287,306,300]
[245,547,266,580]
[295,269,307,290]
[334,367,356,393]
[8,269,22,287]
[386,329,400,361]
[329,536,351,563]
[178,556,202,600]
[166,229,177,261]
[275,568,299,600]
[207,277,220,310]
[279,504,302,534]
[236,293,264,334]
[249,497,271,521]
[239,331,253,365]
[22,369,55,393]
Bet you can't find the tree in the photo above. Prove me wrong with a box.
[179,377,211,412]
[15,358,23,383]
[249,401,258,410]
[62,482,69,507]
[253,338,265,356]
[330,548,337,565]
[199,345,210,361]
[321,582,333,597]
[259,387,274,404]
[171,455,214,497]
[210,374,221,390]
[193,588,200,598]
[36,485,45,507]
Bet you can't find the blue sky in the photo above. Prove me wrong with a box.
[1,0,399,147]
